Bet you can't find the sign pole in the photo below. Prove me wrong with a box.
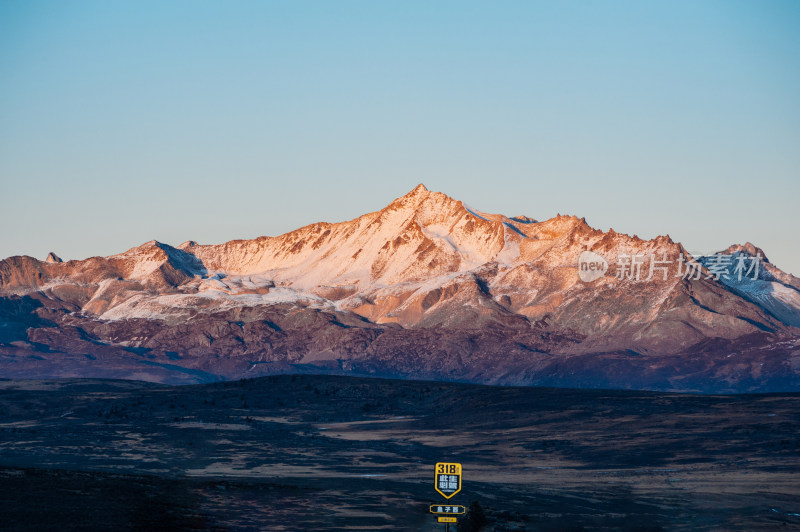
[433,463,462,530]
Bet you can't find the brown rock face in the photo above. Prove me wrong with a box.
[1,185,799,391]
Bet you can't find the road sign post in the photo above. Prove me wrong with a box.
[433,463,463,530]
[438,515,457,532]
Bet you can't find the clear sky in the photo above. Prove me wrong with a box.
[1,1,798,274]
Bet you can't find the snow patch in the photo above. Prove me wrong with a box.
[98,286,332,321]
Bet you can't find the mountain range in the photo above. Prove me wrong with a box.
[2,184,799,392]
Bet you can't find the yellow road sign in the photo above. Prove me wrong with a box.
[434,462,462,499]
[438,516,457,523]
[429,504,466,515]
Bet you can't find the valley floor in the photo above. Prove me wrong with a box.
[0,375,798,531]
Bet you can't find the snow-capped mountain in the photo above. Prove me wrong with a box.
[1,185,799,391]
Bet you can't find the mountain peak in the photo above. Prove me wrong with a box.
[383,183,439,213]
[720,242,770,263]
[45,252,63,263]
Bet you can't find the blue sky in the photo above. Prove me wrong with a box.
[1,1,799,274]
